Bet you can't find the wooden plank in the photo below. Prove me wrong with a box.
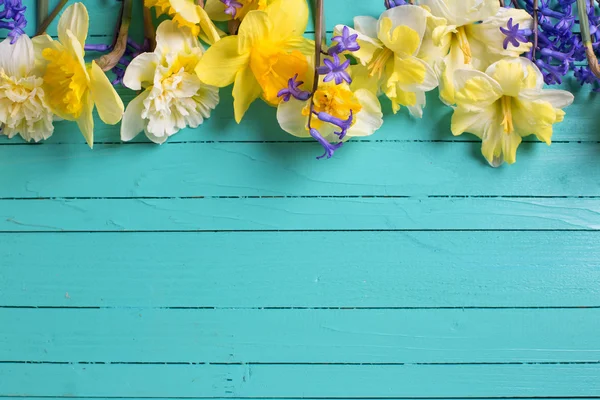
[2,142,600,198]
[1,363,598,397]
[1,197,600,232]
[1,308,599,363]
[1,232,599,308]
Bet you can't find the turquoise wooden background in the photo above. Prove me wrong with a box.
[1,0,600,397]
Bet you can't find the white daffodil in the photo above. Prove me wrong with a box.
[121,20,219,144]
[334,5,440,118]
[277,67,383,142]
[0,35,54,142]
[416,0,532,104]
[451,57,574,167]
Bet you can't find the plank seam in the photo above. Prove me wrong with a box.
[1,361,599,366]
[1,306,599,310]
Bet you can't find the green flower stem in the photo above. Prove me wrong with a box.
[96,0,133,72]
[307,0,324,129]
[143,5,156,51]
[36,0,68,36]
[577,0,600,78]
[37,0,48,31]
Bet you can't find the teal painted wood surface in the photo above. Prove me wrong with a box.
[1,0,600,398]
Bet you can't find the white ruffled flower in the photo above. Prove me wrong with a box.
[121,20,219,144]
[0,35,54,142]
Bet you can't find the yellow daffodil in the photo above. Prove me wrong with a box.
[416,0,532,104]
[451,58,573,167]
[121,20,219,144]
[145,0,222,44]
[204,0,272,22]
[195,0,313,123]
[32,2,124,148]
[277,67,384,141]
[335,5,440,118]
[0,35,54,142]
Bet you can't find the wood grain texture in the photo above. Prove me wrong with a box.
[1,232,599,308]
[2,308,600,363]
[2,363,599,397]
[1,0,600,398]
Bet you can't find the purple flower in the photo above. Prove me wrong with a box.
[315,111,353,140]
[329,26,360,55]
[310,128,343,160]
[0,0,27,44]
[277,74,312,102]
[500,18,530,49]
[385,0,409,8]
[220,0,243,17]
[317,53,351,85]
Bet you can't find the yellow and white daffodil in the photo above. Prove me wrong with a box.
[196,0,313,123]
[416,0,532,104]
[204,0,271,22]
[145,0,222,44]
[277,67,384,142]
[451,57,573,167]
[0,35,54,142]
[33,2,124,148]
[121,20,219,144]
[334,5,440,118]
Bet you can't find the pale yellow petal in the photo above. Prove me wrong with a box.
[277,98,311,138]
[58,2,89,48]
[334,24,383,66]
[346,89,383,137]
[453,68,502,110]
[378,5,428,55]
[75,91,95,148]
[89,61,124,125]
[123,53,159,90]
[121,90,150,142]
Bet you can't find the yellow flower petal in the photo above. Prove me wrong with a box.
[195,36,249,87]
[75,91,95,148]
[57,2,89,50]
[379,20,421,57]
[390,55,437,92]
[453,69,502,110]
[196,4,222,44]
[89,61,124,125]
[238,10,272,53]
[266,0,308,42]
[204,0,230,21]
[233,65,262,123]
